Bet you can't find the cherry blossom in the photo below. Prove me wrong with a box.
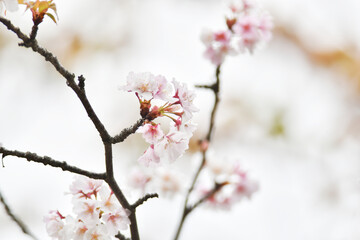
[101,208,131,235]
[43,210,65,239]
[138,144,161,166]
[121,72,198,167]
[69,175,103,199]
[127,166,183,197]
[154,127,189,163]
[172,79,199,123]
[136,123,164,144]
[202,0,273,64]
[45,176,131,239]
[194,160,259,209]
[121,72,158,99]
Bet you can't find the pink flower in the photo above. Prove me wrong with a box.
[99,187,119,213]
[138,144,161,166]
[73,220,88,240]
[84,225,111,240]
[152,75,173,101]
[102,208,131,235]
[69,176,103,199]
[128,168,151,191]
[136,123,164,144]
[172,79,199,122]
[43,210,65,239]
[258,11,273,41]
[121,72,158,99]
[213,30,232,44]
[73,199,101,225]
[154,128,189,162]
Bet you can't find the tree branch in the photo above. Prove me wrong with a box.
[0,190,38,240]
[111,118,145,144]
[115,232,131,240]
[0,147,106,180]
[0,17,155,240]
[132,193,159,209]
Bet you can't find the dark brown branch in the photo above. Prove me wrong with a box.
[0,17,151,240]
[111,118,145,144]
[206,65,221,141]
[29,23,39,41]
[0,190,38,240]
[0,16,111,143]
[106,177,139,240]
[173,151,206,240]
[132,193,159,209]
[115,232,131,240]
[0,147,106,180]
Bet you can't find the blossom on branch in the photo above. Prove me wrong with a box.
[44,176,131,240]
[195,160,259,209]
[121,72,198,166]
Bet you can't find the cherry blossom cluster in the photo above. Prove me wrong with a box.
[44,176,130,240]
[195,160,258,209]
[121,72,198,167]
[128,167,183,197]
[201,0,273,65]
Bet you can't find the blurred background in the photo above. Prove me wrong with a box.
[1,0,360,239]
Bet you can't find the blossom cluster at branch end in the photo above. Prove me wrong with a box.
[201,0,273,65]
[44,176,131,240]
[128,167,183,198]
[195,161,259,209]
[121,72,198,167]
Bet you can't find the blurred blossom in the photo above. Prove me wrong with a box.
[202,0,273,65]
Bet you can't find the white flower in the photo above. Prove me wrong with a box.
[69,176,103,199]
[84,225,111,240]
[73,220,88,240]
[153,74,173,101]
[73,199,101,226]
[154,127,189,162]
[138,144,161,167]
[136,123,164,144]
[172,79,199,122]
[121,72,158,99]
[43,210,65,239]
[102,208,131,235]
[99,187,120,213]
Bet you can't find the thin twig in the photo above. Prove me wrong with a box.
[0,147,106,180]
[111,118,145,144]
[0,190,38,240]
[132,193,159,209]
[188,182,227,212]
[173,65,222,240]
[0,17,111,143]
